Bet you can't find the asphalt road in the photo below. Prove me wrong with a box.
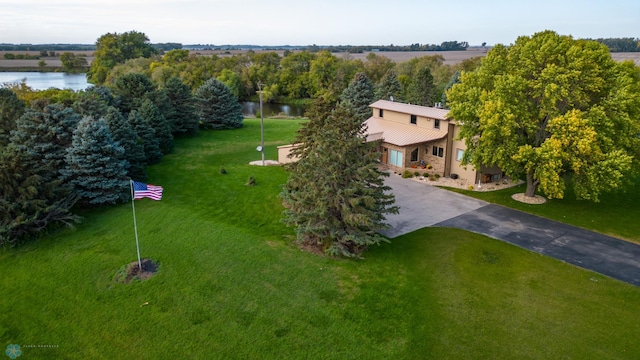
[383,174,640,286]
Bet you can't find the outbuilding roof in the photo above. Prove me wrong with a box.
[369,100,450,120]
[364,117,447,146]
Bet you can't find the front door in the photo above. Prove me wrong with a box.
[381,147,388,164]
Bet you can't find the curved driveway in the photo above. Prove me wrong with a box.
[383,174,640,286]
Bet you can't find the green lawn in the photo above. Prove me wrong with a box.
[2,119,640,359]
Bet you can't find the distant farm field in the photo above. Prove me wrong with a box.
[2,49,638,70]
[193,48,640,65]
[0,50,94,69]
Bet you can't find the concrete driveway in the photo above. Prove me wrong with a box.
[383,174,640,286]
[381,173,488,238]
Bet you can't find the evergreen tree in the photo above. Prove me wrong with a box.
[128,109,162,165]
[104,107,146,181]
[139,99,173,154]
[113,72,157,114]
[375,69,403,102]
[162,77,199,136]
[0,146,79,246]
[72,90,108,119]
[195,78,244,129]
[0,88,25,147]
[280,104,398,257]
[441,71,461,109]
[10,103,81,184]
[64,117,129,206]
[406,67,436,106]
[338,72,375,123]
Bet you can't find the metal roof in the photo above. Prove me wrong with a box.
[370,100,450,120]
[364,117,447,146]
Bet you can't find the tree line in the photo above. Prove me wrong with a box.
[85,31,481,109]
[1,69,243,246]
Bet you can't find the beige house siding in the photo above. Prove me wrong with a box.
[278,101,502,187]
[367,100,503,185]
[277,144,299,164]
[448,125,478,184]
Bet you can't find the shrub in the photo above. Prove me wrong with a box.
[402,170,414,178]
[414,171,420,177]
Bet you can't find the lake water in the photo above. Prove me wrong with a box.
[242,101,305,118]
[0,72,306,117]
[0,72,90,91]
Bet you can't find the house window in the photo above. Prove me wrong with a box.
[456,149,464,162]
[389,149,403,167]
[410,148,419,162]
[379,109,384,118]
[432,146,444,158]
[434,119,440,129]
[410,114,417,124]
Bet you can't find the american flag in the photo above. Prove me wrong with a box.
[132,181,163,200]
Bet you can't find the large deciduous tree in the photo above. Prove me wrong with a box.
[60,52,88,73]
[447,31,640,201]
[195,78,244,129]
[280,100,398,257]
[87,31,157,85]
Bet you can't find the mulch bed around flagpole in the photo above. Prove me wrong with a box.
[114,258,158,284]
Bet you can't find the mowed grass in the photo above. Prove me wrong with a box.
[2,119,640,359]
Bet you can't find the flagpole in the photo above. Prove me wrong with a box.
[130,180,143,271]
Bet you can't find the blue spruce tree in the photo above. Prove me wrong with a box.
[104,107,147,181]
[64,117,129,206]
[162,77,199,136]
[128,109,162,165]
[139,99,173,154]
[195,78,243,129]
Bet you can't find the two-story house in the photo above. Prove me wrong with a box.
[365,100,502,185]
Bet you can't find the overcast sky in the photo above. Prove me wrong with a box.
[1,0,638,46]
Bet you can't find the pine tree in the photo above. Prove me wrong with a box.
[128,109,162,165]
[339,72,375,123]
[72,87,111,119]
[280,104,398,257]
[375,69,403,102]
[0,88,25,147]
[288,96,334,161]
[406,67,436,106]
[162,77,199,136]
[441,71,461,108]
[64,117,129,206]
[104,107,147,181]
[113,72,157,114]
[10,103,81,184]
[195,78,244,129]
[139,99,173,154]
[0,145,79,246]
